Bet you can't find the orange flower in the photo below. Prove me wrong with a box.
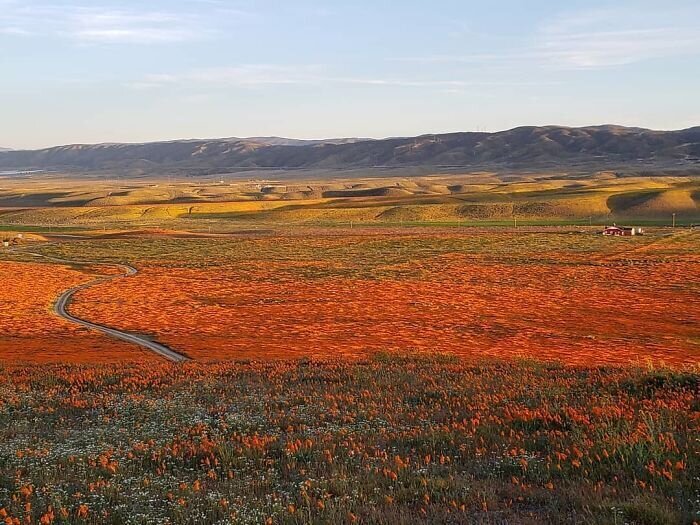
[39,509,54,525]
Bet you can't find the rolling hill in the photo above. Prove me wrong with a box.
[1,125,699,174]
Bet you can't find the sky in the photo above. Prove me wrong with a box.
[1,0,699,149]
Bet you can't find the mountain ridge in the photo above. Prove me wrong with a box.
[1,125,699,174]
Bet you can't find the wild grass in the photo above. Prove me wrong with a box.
[0,356,696,524]
[21,229,681,271]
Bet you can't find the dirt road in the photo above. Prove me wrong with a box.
[15,248,189,363]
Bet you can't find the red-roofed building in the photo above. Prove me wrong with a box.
[602,225,643,236]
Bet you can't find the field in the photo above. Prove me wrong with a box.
[0,357,697,525]
[1,228,691,367]
[0,174,699,524]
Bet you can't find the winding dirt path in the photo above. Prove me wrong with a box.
[16,247,189,363]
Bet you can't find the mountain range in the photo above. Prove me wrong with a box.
[1,125,699,174]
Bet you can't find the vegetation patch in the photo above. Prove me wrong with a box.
[0,357,696,524]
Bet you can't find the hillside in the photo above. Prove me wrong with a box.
[233,137,373,147]
[1,125,699,174]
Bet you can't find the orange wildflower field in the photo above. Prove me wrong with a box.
[0,357,697,524]
[0,261,156,363]
[0,228,697,524]
[50,228,700,367]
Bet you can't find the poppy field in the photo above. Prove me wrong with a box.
[0,227,698,524]
[24,227,700,367]
[0,261,154,364]
[0,356,697,524]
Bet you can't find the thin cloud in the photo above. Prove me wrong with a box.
[0,27,29,35]
[69,10,200,44]
[127,65,326,89]
[537,28,700,68]
[0,3,237,44]
[536,6,700,69]
[126,66,561,90]
[335,78,560,88]
[393,5,700,70]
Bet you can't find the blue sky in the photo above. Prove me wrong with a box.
[1,0,699,149]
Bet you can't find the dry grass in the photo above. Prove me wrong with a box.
[1,173,698,227]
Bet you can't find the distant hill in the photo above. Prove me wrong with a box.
[1,126,699,174]
[0,147,12,152]
[230,137,373,147]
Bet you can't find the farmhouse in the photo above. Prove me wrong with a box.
[602,225,643,236]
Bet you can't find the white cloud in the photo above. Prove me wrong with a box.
[0,3,235,44]
[126,65,561,91]
[536,7,700,69]
[335,78,559,88]
[393,5,700,70]
[68,9,201,43]
[0,26,30,36]
[127,65,326,89]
